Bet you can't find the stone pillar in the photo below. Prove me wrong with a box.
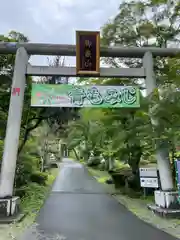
[143,52,174,191]
[0,47,28,198]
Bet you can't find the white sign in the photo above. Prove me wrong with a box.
[50,154,56,161]
[140,177,159,188]
[139,167,158,177]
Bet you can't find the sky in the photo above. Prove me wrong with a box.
[0,0,121,66]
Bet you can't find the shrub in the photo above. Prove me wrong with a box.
[87,156,101,167]
[30,171,48,185]
[15,160,33,188]
[15,153,42,187]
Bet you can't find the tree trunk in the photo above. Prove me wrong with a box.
[73,148,80,161]
[40,156,44,172]
[109,157,114,171]
[104,157,109,171]
[127,145,142,190]
[18,118,43,155]
[83,149,90,162]
[57,140,62,161]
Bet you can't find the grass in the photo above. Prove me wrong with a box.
[21,168,59,216]
[88,167,110,182]
[0,168,59,240]
[88,166,180,239]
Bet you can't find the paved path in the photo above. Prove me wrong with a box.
[20,158,178,240]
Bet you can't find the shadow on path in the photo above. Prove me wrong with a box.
[20,158,178,240]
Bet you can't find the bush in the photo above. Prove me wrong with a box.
[87,156,101,167]
[30,171,48,185]
[15,153,41,188]
[15,161,33,188]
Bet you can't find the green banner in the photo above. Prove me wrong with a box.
[31,84,140,108]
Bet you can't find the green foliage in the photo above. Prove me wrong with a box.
[15,154,38,188]
[21,183,49,215]
[21,170,58,214]
[30,172,48,185]
[65,1,180,186]
[101,0,180,86]
[14,123,59,190]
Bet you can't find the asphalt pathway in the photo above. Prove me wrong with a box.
[20,158,178,240]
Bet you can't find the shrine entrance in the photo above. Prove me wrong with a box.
[0,30,179,218]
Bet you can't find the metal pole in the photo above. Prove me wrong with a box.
[143,52,174,191]
[0,42,180,57]
[0,47,29,198]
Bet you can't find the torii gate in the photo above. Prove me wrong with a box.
[0,32,180,218]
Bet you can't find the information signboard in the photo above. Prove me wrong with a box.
[139,167,159,188]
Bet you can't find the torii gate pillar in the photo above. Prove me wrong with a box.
[0,47,28,219]
[143,52,177,210]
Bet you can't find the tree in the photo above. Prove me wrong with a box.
[100,0,180,191]
[101,0,180,86]
[66,0,180,192]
